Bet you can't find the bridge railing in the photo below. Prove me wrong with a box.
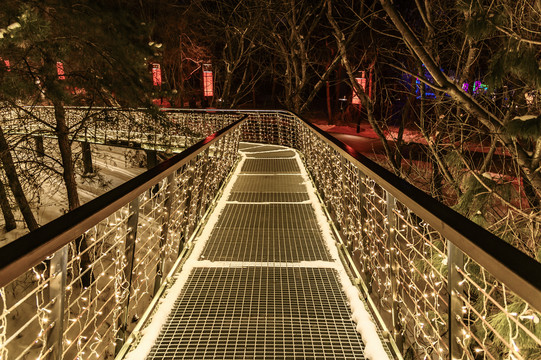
[2,106,240,151]
[0,109,540,360]
[0,114,245,360]
[237,110,541,360]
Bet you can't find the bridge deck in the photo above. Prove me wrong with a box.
[128,143,385,359]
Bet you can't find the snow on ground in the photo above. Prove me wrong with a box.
[0,143,146,247]
[314,122,427,145]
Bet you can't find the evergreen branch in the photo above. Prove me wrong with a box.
[451,144,536,219]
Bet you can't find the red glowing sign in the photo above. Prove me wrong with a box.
[203,70,213,97]
[352,71,367,105]
[57,61,65,80]
[1,58,10,71]
[152,63,162,86]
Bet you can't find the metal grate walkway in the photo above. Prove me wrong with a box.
[135,143,375,359]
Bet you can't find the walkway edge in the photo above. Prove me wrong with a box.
[295,152,391,360]
[123,153,247,360]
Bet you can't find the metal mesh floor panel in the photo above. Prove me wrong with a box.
[241,145,289,153]
[239,142,264,150]
[246,150,296,158]
[241,159,300,174]
[215,204,319,230]
[201,228,331,262]
[228,192,309,202]
[231,175,306,193]
[147,267,365,360]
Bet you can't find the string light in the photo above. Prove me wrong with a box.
[1,110,539,359]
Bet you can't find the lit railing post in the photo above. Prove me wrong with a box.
[340,156,352,252]
[115,197,140,354]
[177,164,195,253]
[386,191,403,352]
[197,149,211,221]
[447,241,465,359]
[355,169,369,285]
[47,245,67,360]
[154,173,175,295]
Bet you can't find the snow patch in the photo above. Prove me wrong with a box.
[194,260,337,268]
[513,114,538,121]
[225,201,312,205]
[294,152,390,360]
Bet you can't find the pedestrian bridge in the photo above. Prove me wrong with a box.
[0,110,540,360]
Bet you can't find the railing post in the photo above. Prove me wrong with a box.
[447,241,465,359]
[353,169,367,282]
[339,156,351,250]
[386,191,403,352]
[115,197,140,354]
[47,245,67,360]
[178,164,195,254]
[153,172,175,295]
[197,149,211,221]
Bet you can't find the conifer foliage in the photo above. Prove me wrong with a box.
[0,0,154,230]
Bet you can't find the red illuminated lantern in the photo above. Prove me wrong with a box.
[202,63,214,97]
[0,58,10,71]
[152,63,162,86]
[352,71,367,105]
[57,61,65,80]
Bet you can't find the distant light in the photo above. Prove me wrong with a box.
[203,63,213,97]
[352,71,367,105]
[57,62,65,80]
[152,63,162,86]
[0,57,10,71]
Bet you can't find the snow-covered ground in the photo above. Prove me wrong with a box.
[0,143,147,247]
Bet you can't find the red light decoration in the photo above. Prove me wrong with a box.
[57,61,65,80]
[203,66,213,97]
[1,58,10,71]
[152,63,162,86]
[352,71,367,105]
[368,69,373,99]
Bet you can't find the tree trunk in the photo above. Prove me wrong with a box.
[81,142,93,175]
[326,81,333,123]
[53,102,80,211]
[0,177,16,231]
[52,103,95,286]
[0,125,38,231]
[327,0,401,173]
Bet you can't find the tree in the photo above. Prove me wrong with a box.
[378,0,541,202]
[0,0,154,212]
[189,0,264,108]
